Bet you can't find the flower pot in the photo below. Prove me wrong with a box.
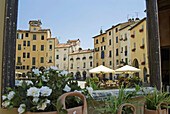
[58,92,87,114]
[25,111,58,114]
[144,102,168,114]
[117,103,136,114]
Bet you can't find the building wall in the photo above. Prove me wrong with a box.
[119,26,132,66]
[15,21,57,76]
[55,47,71,71]
[130,19,150,82]
[69,51,94,78]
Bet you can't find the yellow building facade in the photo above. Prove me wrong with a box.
[15,20,58,77]
[130,18,150,82]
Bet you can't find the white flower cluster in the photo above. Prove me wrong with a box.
[63,84,71,92]
[32,69,41,76]
[37,99,50,110]
[42,75,49,82]
[48,66,59,71]
[18,104,26,114]
[60,70,68,76]
[86,86,93,95]
[1,91,15,108]
[27,86,52,97]
[16,80,33,86]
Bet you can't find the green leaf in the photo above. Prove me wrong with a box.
[7,105,13,110]
[38,80,42,87]
[6,87,12,91]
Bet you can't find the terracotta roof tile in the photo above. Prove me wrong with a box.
[69,49,94,55]
[55,44,71,48]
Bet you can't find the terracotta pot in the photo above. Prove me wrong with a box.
[117,103,136,114]
[58,92,87,114]
[144,102,168,114]
[25,111,58,114]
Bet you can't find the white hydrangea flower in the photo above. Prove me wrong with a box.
[32,97,39,103]
[60,70,68,76]
[25,80,33,86]
[27,87,40,97]
[2,95,7,100]
[2,101,10,108]
[63,84,71,92]
[86,86,93,94]
[49,66,59,71]
[37,103,47,110]
[18,104,26,114]
[74,90,83,93]
[8,91,15,100]
[40,86,52,97]
[32,69,41,76]
[45,99,50,104]
[42,75,49,82]
[16,80,23,86]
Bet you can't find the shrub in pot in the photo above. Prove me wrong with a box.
[144,88,170,114]
[1,67,83,114]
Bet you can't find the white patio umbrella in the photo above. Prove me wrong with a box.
[115,65,141,74]
[89,65,115,74]
[89,65,115,80]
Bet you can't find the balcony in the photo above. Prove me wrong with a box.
[139,28,143,32]
[131,34,135,38]
[141,61,145,65]
[132,48,136,52]
[120,38,123,41]
[123,38,127,41]
[140,44,145,49]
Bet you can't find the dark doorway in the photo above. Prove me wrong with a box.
[143,67,147,82]
[133,59,139,77]
[82,71,87,80]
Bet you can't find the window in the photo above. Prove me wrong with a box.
[142,24,144,30]
[49,40,52,43]
[109,50,112,57]
[17,33,23,39]
[134,43,136,49]
[96,39,98,44]
[27,66,29,70]
[102,37,105,42]
[32,57,36,65]
[133,31,135,35]
[18,44,21,50]
[110,61,112,66]
[101,51,104,59]
[103,62,105,66]
[143,38,145,45]
[96,63,98,67]
[34,28,36,31]
[23,52,26,58]
[144,53,146,62]
[125,33,127,38]
[27,41,30,46]
[23,41,26,46]
[121,47,123,53]
[101,46,103,51]
[33,34,36,40]
[125,58,128,64]
[64,49,66,51]
[49,45,52,50]
[90,62,92,67]
[49,56,52,63]
[116,49,119,56]
[23,66,25,70]
[56,55,59,59]
[116,36,118,43]
[115,28,118,32]
[41,57,44,63]
[71,63,73,69]
[41,35,44,40]
[104,45,106,50]
[25,33,29,37]
[41,45,44,51]
[116,60,119,65]
[33,45,36,51]
[109,39,111,45]
[17,57,21,63]
[83,62,86,68]
[109,31,111,35]
[63,54,66,61]
[27,53,30,58]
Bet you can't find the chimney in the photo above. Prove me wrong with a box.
[132,18,134,21]
[100,29,103,34]
[78,48,82,51]
[128,18,132,22]
[135,18,140,21]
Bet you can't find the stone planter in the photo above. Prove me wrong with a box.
[58,92,87,114]
[25,112,58,114]
[144,102,169,114]
[117,103,136,114]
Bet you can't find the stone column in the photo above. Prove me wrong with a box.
[146,0,162,90]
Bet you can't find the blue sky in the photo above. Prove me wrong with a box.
[17,0,146,49]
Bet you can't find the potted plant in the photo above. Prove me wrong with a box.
[96,84,137,114]
[144,88,170,114]
[2,66,83,114]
